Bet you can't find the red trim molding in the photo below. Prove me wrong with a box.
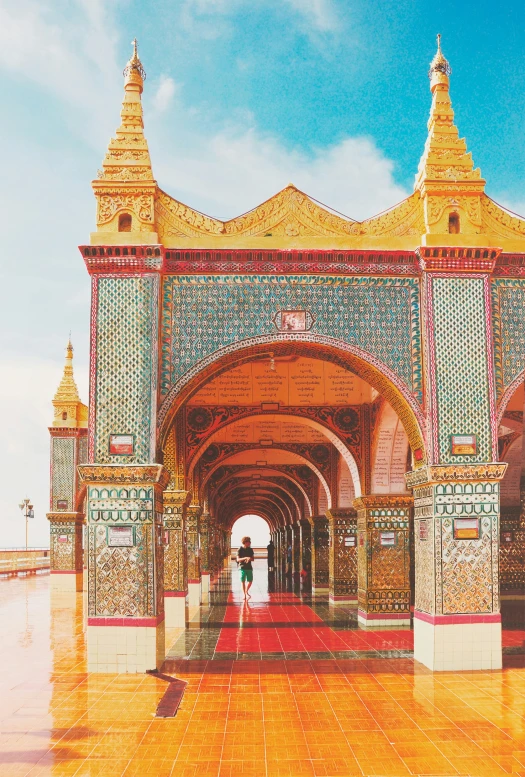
[165,590,187,598]
[188,578,201,584]
[329,595,358,601]
[414,610,501,625]
[87,614,165,627]
[51,570,79,575]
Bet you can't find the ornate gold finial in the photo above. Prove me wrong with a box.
[429,33,451,78]
[123,38,146,81]
[51,338,88,428]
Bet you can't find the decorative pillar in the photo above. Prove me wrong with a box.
[186,505,202,606]
[292,523,301,579]
[79,465,169,673]
[407,465,505,671]
[299,519,312,582]
[311,515,329,593]
[163,490,189,628]
[326,508,358,604]
[200,513,211,601]
[47,340,88,593]
[354,496,412,626]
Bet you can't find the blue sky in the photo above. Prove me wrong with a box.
[1,0,524,546]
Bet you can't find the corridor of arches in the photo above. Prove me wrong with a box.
[161,344,420,636]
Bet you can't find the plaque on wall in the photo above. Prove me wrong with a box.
[58,535,69,543]
[108,526,134,547]
[109,434,134,455]
[419,521,429,541]
[273,310,313,332]
[57,499,68,510]
[450,434,477,455]
[344,535,356,547]
[380,531,396,547]
[453,518,479,540]
[502,531,513,543]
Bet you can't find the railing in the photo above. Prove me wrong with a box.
[230,547,268,560]
[0,549,50,576]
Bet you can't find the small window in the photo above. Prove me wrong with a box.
[118,213,132,232]
[448,212,460,234]
[62,412,67,420]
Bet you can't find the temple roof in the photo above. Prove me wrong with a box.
[90,38,525,252]
[51,341,88,429]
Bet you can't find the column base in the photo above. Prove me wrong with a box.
[50,570,83,593]
[165,593,187,627]
[312,585,329,595]
[87,616,165,673]
[201,573,210,603]
[414,611,502,671]
[188,580,202,607]
[329,595,357,605]
[358,609,411,628]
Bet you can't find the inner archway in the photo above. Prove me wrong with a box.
[231,514,271,553]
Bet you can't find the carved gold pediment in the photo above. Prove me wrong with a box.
[481,196,525,240]
[155,185,424,240]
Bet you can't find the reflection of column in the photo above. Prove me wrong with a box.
[79,464,169,673]
[354,495,412,627]
[311,516,329,593]
[186,505,202,606]
[200,513,211,601]
[407,465,505,671]
[326,508,357,604]
[48,513,84,593]
[164,490,189,628]
[299,519,312,580]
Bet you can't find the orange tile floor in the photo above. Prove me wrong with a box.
[2,571,525,776]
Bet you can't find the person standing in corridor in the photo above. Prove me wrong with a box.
[237,536,255,599]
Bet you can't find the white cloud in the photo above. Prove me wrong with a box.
[180,0,338,35]
[152,75,178,113]
[284,0,337,32]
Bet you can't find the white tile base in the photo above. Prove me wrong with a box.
[50,571,83,593]
[165,596,187,628]
[201,573,210,603]
[358,612,411,627]
[414,616,502,671]
[188,581,202,607]
[87,622,165,673]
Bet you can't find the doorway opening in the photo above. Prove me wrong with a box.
[231,514,270,556]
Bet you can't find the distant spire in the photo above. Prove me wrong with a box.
[52,340,88,428]
[123,38,146,91]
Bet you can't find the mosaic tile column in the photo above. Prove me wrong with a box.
[163,490,189,628]
[186,504,202,606]
[311,516,329,593]
[414,258,505,670]
[79,464,169,673]
[200,513,211,602]
[407,465,505,671]
[354,496,412,626]
[48,513,84,594]
[292,523,301,579]
[326,508,358,604]
[299,519,312,584]
[499,506,525,599]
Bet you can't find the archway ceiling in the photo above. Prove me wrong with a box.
[160,341,425,463]
[216,482,300,523]
[211,468,313,515]
[212,478,304,523]
[199,447,331,507]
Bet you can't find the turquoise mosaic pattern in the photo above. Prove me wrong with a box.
[51,437,75,511]
[161,275,422,401]
[491,279,525,398]
[95,276,158,464]
[432,277,492,463]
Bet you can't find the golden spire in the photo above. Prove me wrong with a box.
[92,38,156,237]
[52,340,88,428]
[415,35,485,235]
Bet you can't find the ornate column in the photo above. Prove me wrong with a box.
[200,513,211,601]
[48,512,85,594]
[79,465,169,673]
[299,519,312,583]
[186,505,202,606]
[326,508,358,604]
[408,465,505,671]
[311,516,329,593]
[163,490,189,628]
[354,496,412,626]
[292,523,301,579]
